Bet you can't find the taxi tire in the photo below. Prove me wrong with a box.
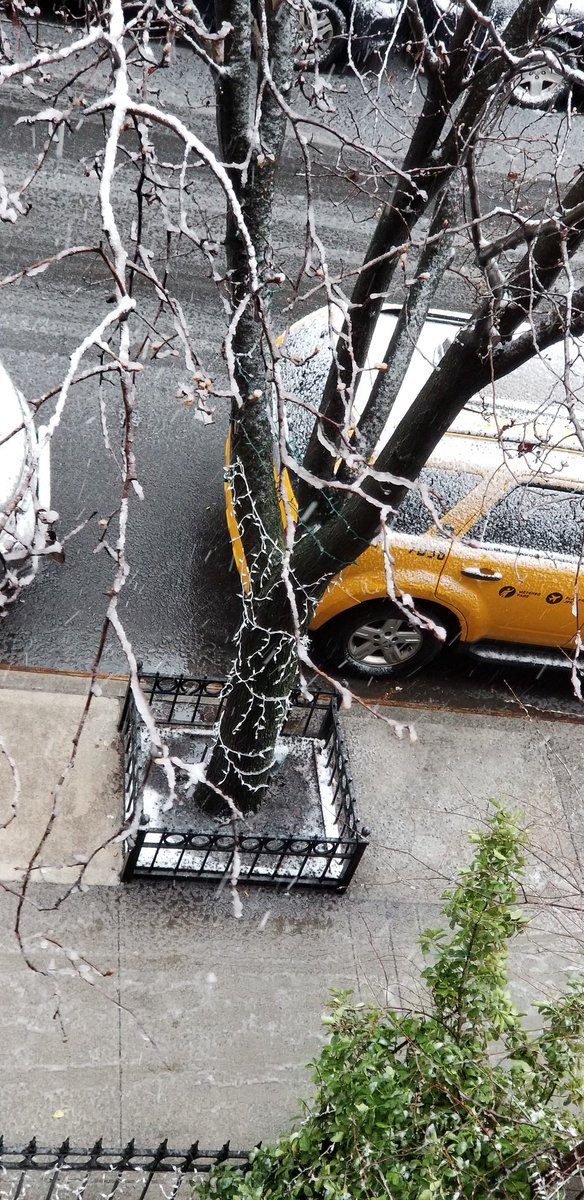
[294,0,347,69]
[510,36,573,110]
[314,599,452,680]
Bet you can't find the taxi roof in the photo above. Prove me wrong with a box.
[279,303,584,484]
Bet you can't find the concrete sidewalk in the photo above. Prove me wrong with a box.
[0,667,583,1149]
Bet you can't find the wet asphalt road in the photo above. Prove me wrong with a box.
[1,32,584,720]
[341,652,584,723]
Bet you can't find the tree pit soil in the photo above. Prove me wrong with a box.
[141,727,332,839]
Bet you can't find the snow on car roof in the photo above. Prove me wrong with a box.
[278,304,584,475]
[0,359,29,507]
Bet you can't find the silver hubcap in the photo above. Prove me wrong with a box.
[513,62,565,105]
[297,5,335,58]
[347,617,424,667]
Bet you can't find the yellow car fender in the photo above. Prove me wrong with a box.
[224,427,298,594]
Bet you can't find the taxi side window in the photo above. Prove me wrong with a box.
[393,469,481,536]
[470,486,584,558]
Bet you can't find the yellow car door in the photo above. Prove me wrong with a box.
[312,463,484,629]
[436,481,584,648]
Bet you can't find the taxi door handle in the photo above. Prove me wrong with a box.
[461,567,503,581]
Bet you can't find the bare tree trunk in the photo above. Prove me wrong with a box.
[196,0,301,815]
[201,577,310,815]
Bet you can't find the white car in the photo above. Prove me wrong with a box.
[0,360,56,613]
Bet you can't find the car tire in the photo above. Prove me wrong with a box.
[313,598,453,680]
[294,0,347,69]
[510,36,574,109]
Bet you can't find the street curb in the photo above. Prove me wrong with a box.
[0,663,127,700]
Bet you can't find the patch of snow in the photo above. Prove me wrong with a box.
[134,726,350,883]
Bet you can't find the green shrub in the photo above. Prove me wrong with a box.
[198,807,584,1199]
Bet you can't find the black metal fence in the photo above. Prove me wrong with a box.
[2,1140,583,1199]
[0,1140,249,1200]
[120,673,368,891]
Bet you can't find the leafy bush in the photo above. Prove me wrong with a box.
[198,807,584,1199]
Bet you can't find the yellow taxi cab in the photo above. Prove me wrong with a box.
[226,305,584,679]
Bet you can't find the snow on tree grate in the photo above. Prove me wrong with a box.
[120,674,368,892]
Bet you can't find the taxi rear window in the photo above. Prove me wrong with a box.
[393,469,481,536]
[470,485,584,559]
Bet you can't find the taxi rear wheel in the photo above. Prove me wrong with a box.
[510,36,573,109]
[314,599,452,679]
[294,0,347,68]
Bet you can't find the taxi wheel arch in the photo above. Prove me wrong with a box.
[313,598,460,679]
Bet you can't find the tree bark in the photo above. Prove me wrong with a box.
[196,0,301,815]
[340,186,458,474]
[200,576,310,815]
